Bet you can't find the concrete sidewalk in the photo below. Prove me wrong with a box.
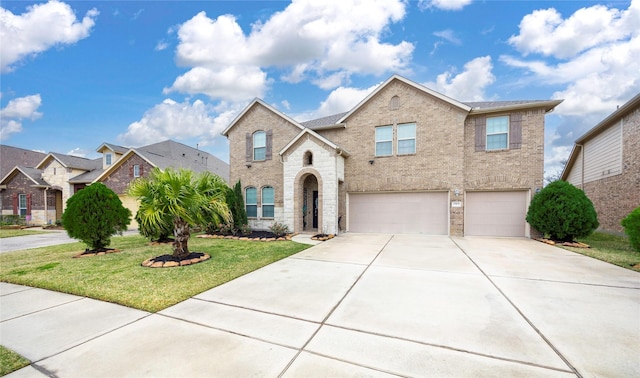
[1,234,638,377]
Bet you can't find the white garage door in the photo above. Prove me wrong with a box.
[348,192,448,234]
[465,191,528,237]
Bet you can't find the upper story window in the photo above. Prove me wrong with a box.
[397,123,416,155]
[486,116,509,150]
[133,164,141,178]
[245,187,257,218]
[261,186,274,218]
[375,126,393,156]
[304,151,313,166]
[105,153,112,165]
[253,131,266,161]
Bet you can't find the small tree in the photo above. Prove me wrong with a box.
[136,211,173,242]
[128,168,230,260]
[62,183,131,251]
[526,180,599,241]
[621,207,640,252]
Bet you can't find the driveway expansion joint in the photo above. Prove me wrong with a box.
[451,238,583,378]
[486,274,640,290]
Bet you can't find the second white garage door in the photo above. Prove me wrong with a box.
[465,191,528,237]
[348,192,448,234]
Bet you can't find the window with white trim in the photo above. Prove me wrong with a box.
[105,153,112,165]
[261,186,274,218]
[245,187,257,218]
[18,194,27,216]
[486,116,509,150]
[133,164,140,177]
[375,126,393,156]
[253,131,266,161]
[397,123,416,155]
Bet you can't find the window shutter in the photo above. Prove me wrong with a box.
[266,130,273,160]
[129,165,133,178]
[246,133,252,162]
[509,113,522,149]
[12,193,18,215]
[474,117,486,151]
[26,194,32,216]
[140,165,144,176]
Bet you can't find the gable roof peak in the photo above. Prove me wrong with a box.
[222,98,304,137]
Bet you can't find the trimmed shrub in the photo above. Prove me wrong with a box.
[621,207,640,252]
[269,222,290,237]
[62,183,131,250]
[526,180,599,241]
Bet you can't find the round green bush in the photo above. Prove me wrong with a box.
[61,183,131,251]
[526,180,599,241]
[621,207,640,252]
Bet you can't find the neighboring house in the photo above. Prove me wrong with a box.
[561,93,640,233]
[0,140,229,228]
[223,74,562,237]
[0,145,47,216]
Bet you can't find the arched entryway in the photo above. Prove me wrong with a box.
[294,169,323,233]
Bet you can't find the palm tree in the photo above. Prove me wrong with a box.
[128,168,230,260]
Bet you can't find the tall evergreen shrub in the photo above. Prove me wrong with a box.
[526,180,599,241]
[62,183,131,250]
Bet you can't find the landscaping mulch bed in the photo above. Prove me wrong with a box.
[73,249,121,258]
[141,252,210,268]
[537,238,590,248]
[198,230,292,241]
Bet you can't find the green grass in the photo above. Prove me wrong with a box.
[0,235,310,312]
[0,345,30,376]
[0,229,48,238]
[562,232,640,272]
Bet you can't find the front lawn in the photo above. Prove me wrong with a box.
[0,345,30,376]
[0,229,48,238]
[0,235,310,312]
[562,232,640,272]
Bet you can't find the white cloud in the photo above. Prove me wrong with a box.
[66,147,86,157]
[419,0,473,11]
[165,0,412,101]
[155,40,168,51]
[503,1,640,117]
[433,29,462,45]
[0,94,42,140]
[0,0,99,72]
[425,56,495,101]
[508,0,639,59]
[117,98,240,147]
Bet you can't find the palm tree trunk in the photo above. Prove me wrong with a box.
[172,216,191,260]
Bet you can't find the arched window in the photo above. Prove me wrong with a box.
[261,186,274,218]
[245,187,257,218]
[253,131,266,160]
[303,151,313,166]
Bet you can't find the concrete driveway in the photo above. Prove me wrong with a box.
[1,234,638,377]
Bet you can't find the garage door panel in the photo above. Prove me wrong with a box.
[349,192,448,234]
[465,191,527,237]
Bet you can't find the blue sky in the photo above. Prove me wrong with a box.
[1,0,638,178]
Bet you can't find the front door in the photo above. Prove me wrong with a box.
[312,190,318,229]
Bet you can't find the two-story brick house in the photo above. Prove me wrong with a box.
[224,75,561,237]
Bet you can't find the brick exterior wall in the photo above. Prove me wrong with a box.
[582,107,640,233]
[227,104,303,230]
[0,171,56,225]
[101,154,154,195]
